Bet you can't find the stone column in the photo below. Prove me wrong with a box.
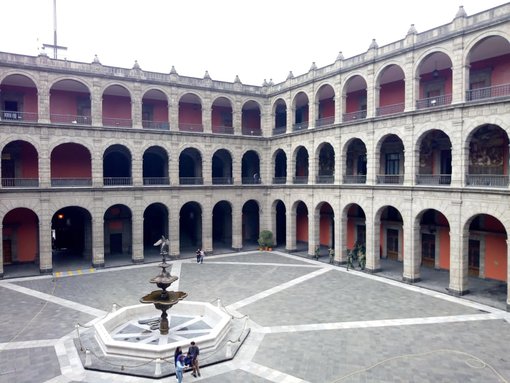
[39,217,53,274]
[403,127,414,186]
[0,223,3,277]
[286,208,297,251]
[202,148,212,185]
[232,158,241,186]
[131,203,143,263]
[231,202,242,250]
[169,102,178,132]
[366,131,376,185]
[169,152,180,186]
[132,151,143,187]
[169,200,180,257]
[37,74,50,124]
[131,89,142,128]
[333,214,344,264]
[403,215,421,283]
[308,212,319,257]
[202,201,213,253]
[39,144,51,188]
[232,110,241,135]
[308,144,316,185]
[92,212,105,268]
[202,98,212,133]
[365,212,381,272]
[448,202,468,295]
[91,82,103,127]
[309,101,318,129]
[91,139,103,187]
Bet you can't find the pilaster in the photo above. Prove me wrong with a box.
[231,201,242,250]
[202,197,213,252]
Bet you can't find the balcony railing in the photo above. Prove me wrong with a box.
[51,114,91,125]
[0,110,38,122]
[241,128,262,136]
[179,177,203,185]
[212,177,233,185]
[376,174,404,184]
[272,177,287,184]
[103,117,133,128]
[103,177,132,186]
[292,122,309,131]
[1,178,39,187]
[342,110,367,122]
[293,176,309,184]
[142,121,170,130]
[242,177,261,184]
[316,175,334,184]
[179,123,203,132]
[273,126,287,135]
[466,83,510,101]
[343,175,367,184]
[143,177,170,185]
[416,94,452,109]
[212,125,234,134]
[376,103,405,116]
[466,174,509,188]
[416,174,451,185]
[51,178,92,187]
[315,117,334,127]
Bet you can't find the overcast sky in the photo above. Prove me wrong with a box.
[1,0,508,85]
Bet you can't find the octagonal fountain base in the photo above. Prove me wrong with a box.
[75,301,250,379]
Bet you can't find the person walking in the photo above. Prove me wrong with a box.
[328,248,334,264]
[175,354,186,383]
[199,249,205,264]
[174,346,183,366]
[188,341,200,377]
[195,248,201,263]
[314,245,320,260]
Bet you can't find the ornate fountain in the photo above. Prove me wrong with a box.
[139,236,187,335]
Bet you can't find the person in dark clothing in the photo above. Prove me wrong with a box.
[188,341,200,377]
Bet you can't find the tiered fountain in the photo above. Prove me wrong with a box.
[139,236,187,335]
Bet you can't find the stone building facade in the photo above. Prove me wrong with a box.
[1,5,510,309]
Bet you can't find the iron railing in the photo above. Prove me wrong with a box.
[51,178,92,187]
[343,175,367,184]
[273,126,287,135]
[416,94,452,109]
[293,176,309,184]
[179,177,203,185]
[466,174,508,188]
[376,103,405,116]
[0,110,38,122]
[142,121,170,130]
[342,110,367,122]
[103,177,132,186]
[241,128,262,136]
[272,177,287,184]
[51,114,91,125]
[1,178,39,187]
[315,117,334,127]
[212,177,233,185]
[316,175,334,184]
[466,83,510,101]
[376,174,404,184]
[102,117,133,128]
[212,125,234,134]
[178,123,203,132]
[292,122,309,131]
[242,177,261,184]
[143,177,170,185]
[416,174,451,185]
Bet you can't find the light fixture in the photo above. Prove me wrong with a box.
[433,68,439,78]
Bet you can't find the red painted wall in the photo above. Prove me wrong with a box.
[243,110,261,130]
[347,220,355,249]
[471,53,510,85]
[485,235,507,281]
[3,208,38,262]
[1,85,38,114]
[50,90,87,115]
[319,216,331,245]
[179,103,202,124]
[379,80,405,106]
[20,141,38,177]
[296,214,308,242]
[319,99,334,119]
[102,95,131,119]
[438,227,450,270]
[419,70,453,98]
[211,106,232,127]
[150,99,168,122]
[51,144,91,177]
[345,90,366,113]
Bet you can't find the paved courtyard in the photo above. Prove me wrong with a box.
[1,251,509,383]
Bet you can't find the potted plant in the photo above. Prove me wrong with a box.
[258,230,274,251]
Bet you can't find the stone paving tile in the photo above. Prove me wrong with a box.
[0,346,60,383]
[211,251,312,265]
[253,319,510,383]
[178,262,315,306]
[197,369,272,382]
[0,286,94,342]
[239,270,482,326]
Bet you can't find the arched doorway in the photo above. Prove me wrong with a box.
[143,203,169,258]
[104,204,132,261]
[242,200,259,248]
[212,201,232,251]
[274,200,286,249]
[180,202,202,252]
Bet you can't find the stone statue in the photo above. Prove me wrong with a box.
[154,235,170,258]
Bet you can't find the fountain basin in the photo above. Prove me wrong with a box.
[94,301,231,360]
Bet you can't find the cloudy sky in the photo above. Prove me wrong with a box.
[1,0,507,85]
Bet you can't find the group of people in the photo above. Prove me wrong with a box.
[174,341,200,382]
[195,248,205,263]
